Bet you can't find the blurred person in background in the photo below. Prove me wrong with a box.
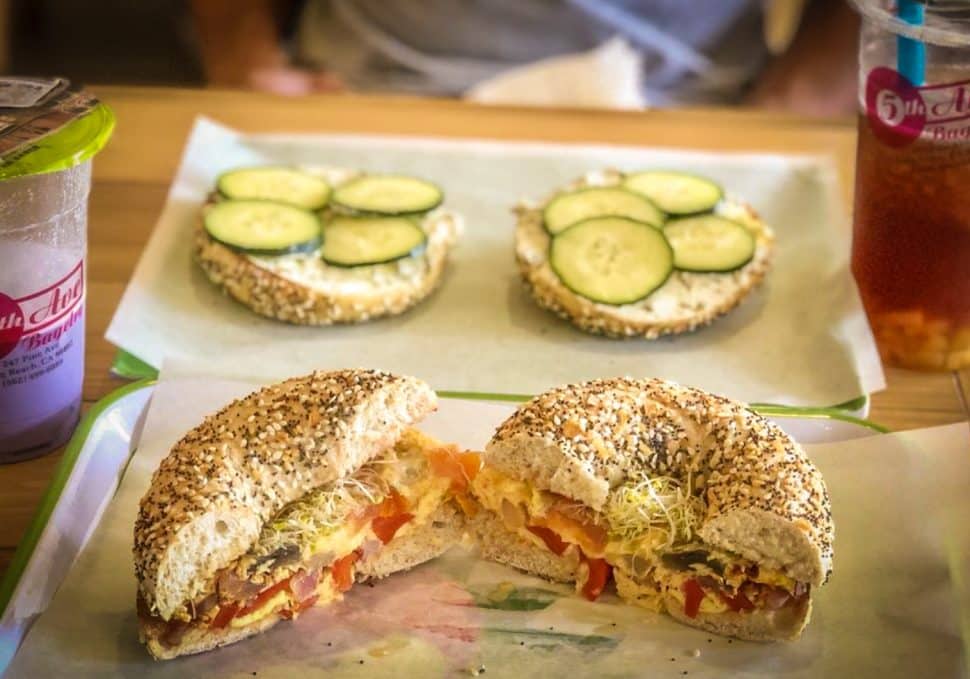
[190,0,859,115]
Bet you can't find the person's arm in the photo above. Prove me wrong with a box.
[747,0,860,117]
[189,0,341,95]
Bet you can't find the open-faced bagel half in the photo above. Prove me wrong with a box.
[195,167,462,325]
[515,169,774,338]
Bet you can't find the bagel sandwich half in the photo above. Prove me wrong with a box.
[134,370,480,659]
[469,377,833,641]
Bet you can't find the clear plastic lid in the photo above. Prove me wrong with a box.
[850,0,970,47]
[0,104,114,181]
[0,79,115,181]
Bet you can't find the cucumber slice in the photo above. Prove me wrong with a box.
[663,215,755,272]
[550,217,673,305]
[321,216,427,267]
[217,167,331,210]
[332,175,443,215]
[543,187,665,235]
[204,200,322,254]
[622,171,723,215]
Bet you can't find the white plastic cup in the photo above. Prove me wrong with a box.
[0,161,91,461]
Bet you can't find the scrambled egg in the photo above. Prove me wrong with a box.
[472,464,800,612]
[228,572,344,629]
[662,572,730,614]
[750,568,796,591]
[230,591,291,628]
[223,431,455,629]
[252,431,450,569]
[472,466,545,517]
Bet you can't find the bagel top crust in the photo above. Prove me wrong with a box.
[134,369,436,621]
[485,377,833,587]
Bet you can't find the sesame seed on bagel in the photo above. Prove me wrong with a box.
[484,377,833,588]
[515,169,773,338]
[195,167,462,325]
[133,369,436,622]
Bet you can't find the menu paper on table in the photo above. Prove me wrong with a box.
[5,364,967,678]
[106,117,885,406]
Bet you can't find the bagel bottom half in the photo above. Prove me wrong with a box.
[138,503,465,660]
[514,172,774,339]
[470,509,811,642]
[356,502,465,580]
[469,509,579,584]
[194,204,461,326]
[660,585,811,642]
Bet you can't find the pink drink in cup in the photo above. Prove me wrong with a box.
[0,82,113,462]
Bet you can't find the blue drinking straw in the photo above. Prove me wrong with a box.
[897,0,926,85]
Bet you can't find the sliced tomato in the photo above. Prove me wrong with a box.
[458,452,482,482]
[296,594,319,612]
[527,525,570,556]
[542,507,608,556]
[682,578,705,619]
[210,602,239,629]
[281,594,319,620]
[331,551,361,593]
[429,447,481,491]
[383,489,410,516]
[358,489,409,524]
[720,588,755,612]
[580,556,612,601]
[372,512,414,544]
[236,577,291,619]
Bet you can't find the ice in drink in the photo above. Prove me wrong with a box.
[852,110,970,370]
[850,2,970,370]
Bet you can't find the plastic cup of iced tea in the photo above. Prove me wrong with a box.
[850,0,970,371]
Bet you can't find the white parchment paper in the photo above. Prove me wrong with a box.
[7,368,967,678]
[105,117,883,407]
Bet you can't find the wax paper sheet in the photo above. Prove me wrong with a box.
[7,367,967,678]
[105,117,884,406]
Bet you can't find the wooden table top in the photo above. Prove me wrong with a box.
[1,86,967,582]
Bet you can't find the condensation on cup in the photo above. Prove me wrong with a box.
[0,81,113,462]
[849,1,970,371]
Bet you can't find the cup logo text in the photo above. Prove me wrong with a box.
[0,293,25,359]
[867,67,970,146]
[0,260,84,360]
